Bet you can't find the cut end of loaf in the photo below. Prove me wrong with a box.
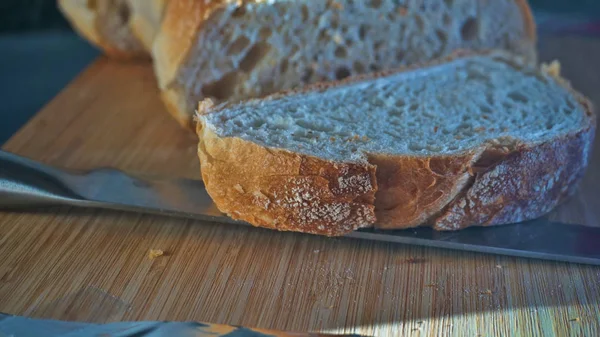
[59,0,147,59]
[160,0,536,124]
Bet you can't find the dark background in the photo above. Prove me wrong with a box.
[0,1,599,144]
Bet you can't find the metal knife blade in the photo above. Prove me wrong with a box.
[2,150,599,266]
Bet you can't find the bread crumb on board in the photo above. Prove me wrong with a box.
[569,317,580,322]
[148,249,164,259]
[541,60,561,77]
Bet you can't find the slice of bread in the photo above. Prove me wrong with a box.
[127,0,169,52]
[59,0,147,59]
[196,51,596,236]
[154,0,536,129]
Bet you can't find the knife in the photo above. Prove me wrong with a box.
[1,150,599,266]
[0,313,363,337]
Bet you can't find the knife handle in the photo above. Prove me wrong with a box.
[0,150,82,208]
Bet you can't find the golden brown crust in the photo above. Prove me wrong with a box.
[128,0,169,52]
[516,0,537,43]
[58,0,147,60]
[197,51,596,234]
[153,0,228,91]
[153,0,230,127]
[369,152,478,229]
[197,120,377,236]
[161,88,195,129]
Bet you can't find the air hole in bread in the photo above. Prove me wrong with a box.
[409,103,419,112]
[259,27,272,39]
[508,91,529,104]
[231,5,246,17]
[436,29,448,49]
[335,46,347,58]
[443,0,454,7]
[409,143,423,151]
[374,41,384,51]
[415,15,425,32]
[466,69,488,81]
[485,93,495,106]
[395,99,406,107]
[117,3,131,24]
[443,13,452,26]
[318,30,329,43]
[546,123,554,130]
[480,105,492,114]
[359,25,368,40]
[369,64,379,72]
[227,36,250,55]
[239,43,271,72]
[295,120,334,132]
[396,51,405,62]
[301,4,309,22]
[336,66,351,80]
[461,17,479,41]
[302,68,313,83]
[368,0,383,8]
[251,119,265,129]
[353,61,365,73]
[388,109,403,117]
[331,19,339,29]
[201,72,240,100]
[280,59,288,73]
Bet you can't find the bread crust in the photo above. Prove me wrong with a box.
[197,121,377,236]
[128,0,168,52]
[434,81,596,230]
[59,0,147,60]
[197,51,596,235]
[153,0,227,128]
[155,0,538,129]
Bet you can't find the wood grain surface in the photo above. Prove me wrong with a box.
[1,36,599,336]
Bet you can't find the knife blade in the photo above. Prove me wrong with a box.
[0,313,363,337]
[1,150,599,266]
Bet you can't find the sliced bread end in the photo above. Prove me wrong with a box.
[196,51,596,235]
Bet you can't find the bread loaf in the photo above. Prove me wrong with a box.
[155,0,536,128]
[196,51,595,236]
[59,0,167,59]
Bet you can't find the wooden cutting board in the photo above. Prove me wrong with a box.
[1,36,599,336]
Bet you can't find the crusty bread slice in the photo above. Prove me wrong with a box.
[196,51,596,236]
[58,0,147,59]
[155,0,536,129]
[127,0,168,52]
